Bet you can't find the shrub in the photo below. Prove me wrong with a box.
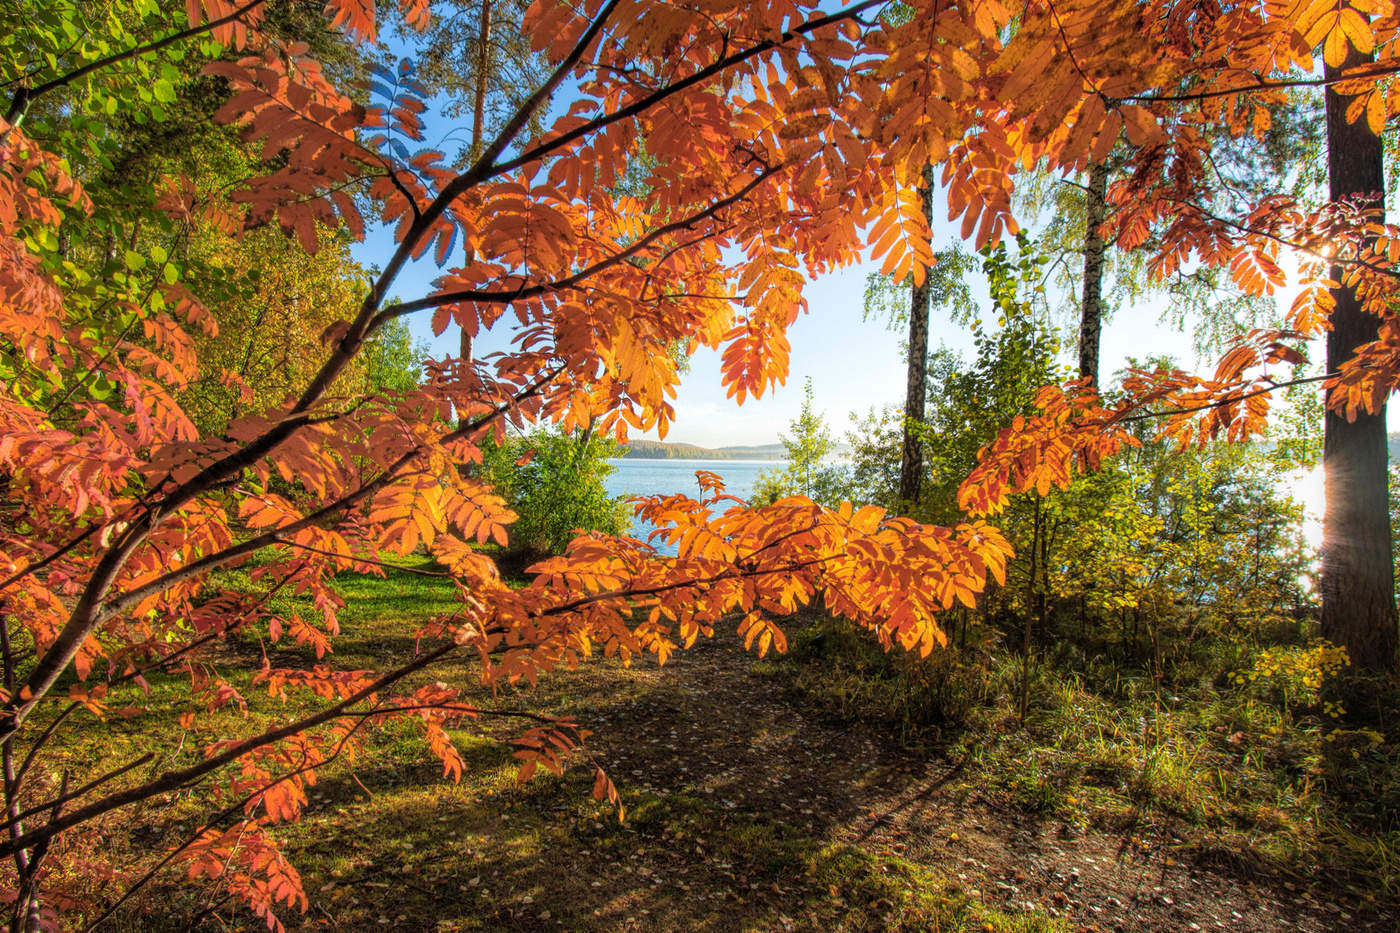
[481,428,630,557]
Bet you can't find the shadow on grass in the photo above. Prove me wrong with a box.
[110,636,1052,932]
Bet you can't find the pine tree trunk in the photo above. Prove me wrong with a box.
[470,1,493,164]
[898,169,935,504]
[458,2,494,394]
[1321,46,1399,673]
[1079,161,1108,387]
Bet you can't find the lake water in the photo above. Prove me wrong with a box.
[604,458,778,501]
[604,459,780,551]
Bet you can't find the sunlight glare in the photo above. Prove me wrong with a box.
[1289,463,1324,551]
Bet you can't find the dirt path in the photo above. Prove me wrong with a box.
[569,633,1396,933]
[193,626,1399,932]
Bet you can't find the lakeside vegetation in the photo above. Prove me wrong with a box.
[617,439,787,460]
[7,0,1400,930]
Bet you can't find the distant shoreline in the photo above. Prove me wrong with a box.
[609,457,782,463]
[616,439,785,460]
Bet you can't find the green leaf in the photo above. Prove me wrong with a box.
[123,250,146,271]
[152,78,176,103]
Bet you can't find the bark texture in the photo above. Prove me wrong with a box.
[1321,48,1399,673]
[898,172,935,504]
[1079,161,1109,387]
[459,0,493,371]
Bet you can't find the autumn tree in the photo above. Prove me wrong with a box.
[1320,35,1398,672]
[8,0,1400,927]
[0,1,1018,925]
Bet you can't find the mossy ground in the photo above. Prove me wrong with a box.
[33,569,1399,931]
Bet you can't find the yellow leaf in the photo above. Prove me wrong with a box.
[1339,8,1374,56]
[1324,24,1350,68]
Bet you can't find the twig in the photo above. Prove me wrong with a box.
[4,0,268,126]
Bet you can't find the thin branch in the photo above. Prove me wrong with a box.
[82,694,591,929]
[0,526,102,596]
[1044,0,1106,105]
[97,569,300,694]
[272,537,452,577]
[377,168,778,320]
[1120,61,1400,105]
[11,703,78,800]
[537,553,835,619]
[466,0,625,179]
[0,641,461,861]
[80,711,379,932]
[1113,372,1333,425]
[4,0,267,125]
[0,754,155,836]
[491,0,884,181]
[380,165,425,224]
[95,367,561,623]
[1172,197,1398,282]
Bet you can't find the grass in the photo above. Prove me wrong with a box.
[24,566,1400,930]
[28,568,1072,932]
[773,613,1400,904]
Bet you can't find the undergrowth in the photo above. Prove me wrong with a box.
[769,612,1400,901]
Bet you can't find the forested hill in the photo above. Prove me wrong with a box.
[618,439,784,460]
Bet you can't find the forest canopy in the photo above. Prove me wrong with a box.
[2,0,1399,928]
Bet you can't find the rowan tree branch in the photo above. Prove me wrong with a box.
[0,641,460,861]
[95,367,562,623]
[1112,372,1334,425]
[490,0,884,181]
[1121,61,1400,105]
[376,168,778,320]
[0,754,155,836]
[272,538,453,577]
[0,492,913,864]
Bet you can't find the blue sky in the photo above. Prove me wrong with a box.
[355,211,1202,449]
[349,18,1281,451]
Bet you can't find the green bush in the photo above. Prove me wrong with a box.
[783,613,994,741]
[752,378,849,507]
[480,427,631,557]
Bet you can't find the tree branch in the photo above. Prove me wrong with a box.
[0,641,461,861]
[4,0,268,126]
[376,167,779,321]
[1121,61,1400,105]
[93,366,562,623]
[491,0,884,181]
[1112,372,1334,425]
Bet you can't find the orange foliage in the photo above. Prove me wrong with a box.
[5,0,1400,925]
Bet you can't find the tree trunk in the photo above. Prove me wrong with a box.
[1020,494,1042,724]
[898,168,935,504]
[458,2,494,383]
[470,1,493,164]
[1079,161,1108,387]
[1321,46,1399,673]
